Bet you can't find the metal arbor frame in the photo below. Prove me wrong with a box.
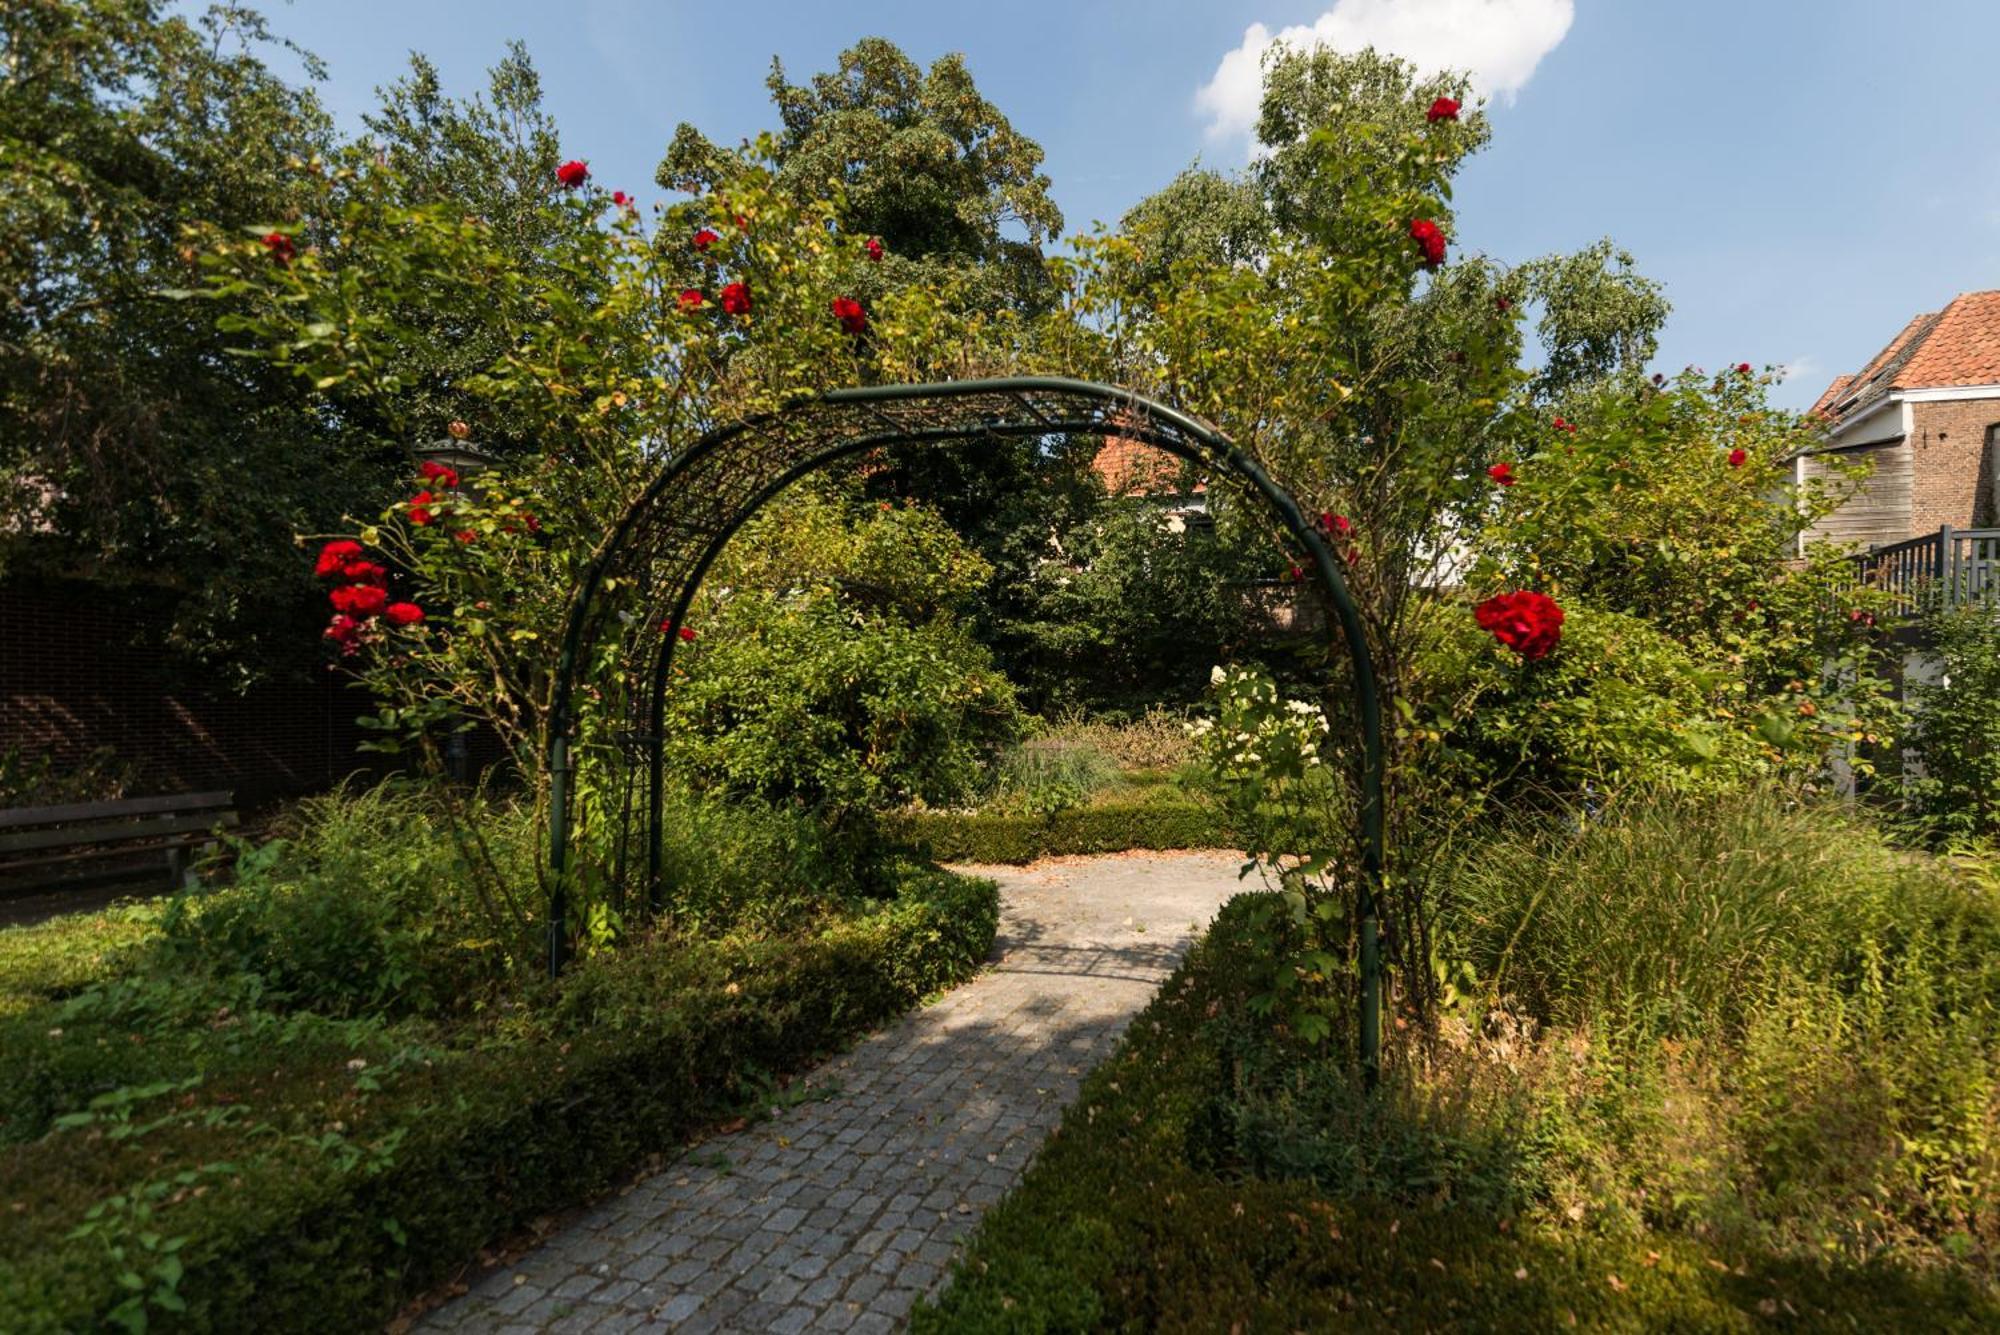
[544,377,1387,1070]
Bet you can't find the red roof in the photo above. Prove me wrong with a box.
[1817,291,2000,422]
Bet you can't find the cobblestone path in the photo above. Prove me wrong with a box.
[417,850,1244,1333]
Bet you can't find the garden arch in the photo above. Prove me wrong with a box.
[546,377,1386,1067]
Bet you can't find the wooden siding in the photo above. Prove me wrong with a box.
[1803,440,1913,549]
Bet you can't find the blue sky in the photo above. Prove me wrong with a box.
[255,0,2000,410]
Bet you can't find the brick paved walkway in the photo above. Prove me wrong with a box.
[417,850,1243,1333]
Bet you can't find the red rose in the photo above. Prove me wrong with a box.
[677,288,705,312]
[1735,362,1753,375]
[323,614,361,655]
[1728,448,1747,468]
[1495,296,1512,312]
[341,560,387,587]
[314,539,363,578]
[454,529,477,545]
[1407,218,1447,268]
[865,236,884,261]
[659,619,697,642]
[1318,511,1353,538]
[1474,590,1564,660]
[1426,96,1461,123]
[330,583,388,618]
[418,460,460,488]
[1287,564,1303,583]
[1487,462,1515,487]
[261,231,296,265]
[692,228,719,252]
[383,602,425,627]
[720,281,752,315]
[556,159,589,189]
[408,491,437,526]
[832,296,868,335]
[611,191,632,209]
[733,213,748,231]
[523,512,542,534]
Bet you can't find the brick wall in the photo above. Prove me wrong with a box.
[0,582,378,807]
[1908,399,2000,531]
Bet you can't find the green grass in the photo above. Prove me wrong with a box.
[0,903,158,1017]
[920,894,2000,1331]
[0,784,1000,1333]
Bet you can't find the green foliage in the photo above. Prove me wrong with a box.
[987,738,1122,817]
[986,502,1273,714]
[1414,601,1772,800]
[666,490,1020,822]
[880,789,1233,865]
[1904,603,2000,841]
[0,857,996,1332]
[152,782,537,1019]
[0,904,158,1018]
[920,889,2000,1331]
[1453,789,2000,1036]
[0,744,136,806]
[662,36,1063,313]
[0,0,355,676]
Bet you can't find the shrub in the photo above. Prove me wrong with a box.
[1904,602,2000,842]
[881,792,1235,864]
[987,737,1122,815]
[0,865,997,1333]
[152,781,537,1020]
[920,894,2000,1331]
[1449,789,2000,1035]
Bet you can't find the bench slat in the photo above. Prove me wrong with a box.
[0,810,239,856]
[0,791,234,832]
[0,831,227,875]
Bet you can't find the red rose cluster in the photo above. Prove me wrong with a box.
[1426,96,1461,123]
[1408,218,1447,269]
[556,159,589,189]
[677,225,876,335]
[315,538,423,655]
[1474,590,1564,661]
[1487,461,1515,487]
[261,231,296,265]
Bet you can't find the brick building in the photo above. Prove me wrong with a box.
[1803,290,2000,548]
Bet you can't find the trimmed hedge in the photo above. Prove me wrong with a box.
[880,798,1235,864]
[916,897,2000,1332]
[0,869,997,1333]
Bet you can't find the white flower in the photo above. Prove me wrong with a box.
[1211,665,1227,686]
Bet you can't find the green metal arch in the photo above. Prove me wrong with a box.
[544,377,1386,1072]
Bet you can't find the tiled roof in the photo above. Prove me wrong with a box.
[1818,291,2000,423]
[1899,290,2000,387]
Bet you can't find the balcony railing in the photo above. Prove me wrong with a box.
[1849,525,2000,615]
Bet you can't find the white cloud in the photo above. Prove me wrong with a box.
[1195,0,1575,145]
[1775,354,1819,386]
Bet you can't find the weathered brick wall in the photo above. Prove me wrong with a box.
[0,582,377,806]
[1907,399,2000,531]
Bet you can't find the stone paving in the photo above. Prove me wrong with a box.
[416,850,1244,1333]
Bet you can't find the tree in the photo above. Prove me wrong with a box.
[1,0,345,677]
[660,36,1062,314]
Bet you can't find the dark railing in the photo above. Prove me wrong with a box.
[1850,525,2000,615]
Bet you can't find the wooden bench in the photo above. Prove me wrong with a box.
[0,792,238,902]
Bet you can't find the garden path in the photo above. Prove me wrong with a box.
[415,849,1246,1334]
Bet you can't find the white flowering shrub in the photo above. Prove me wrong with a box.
[1192,665,1353,1045]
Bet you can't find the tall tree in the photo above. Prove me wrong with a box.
[1,0,341,676]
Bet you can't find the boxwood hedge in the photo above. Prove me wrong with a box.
[917,897,2000,1332]
[0,868,996,1333]
[880,798,1235,864]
